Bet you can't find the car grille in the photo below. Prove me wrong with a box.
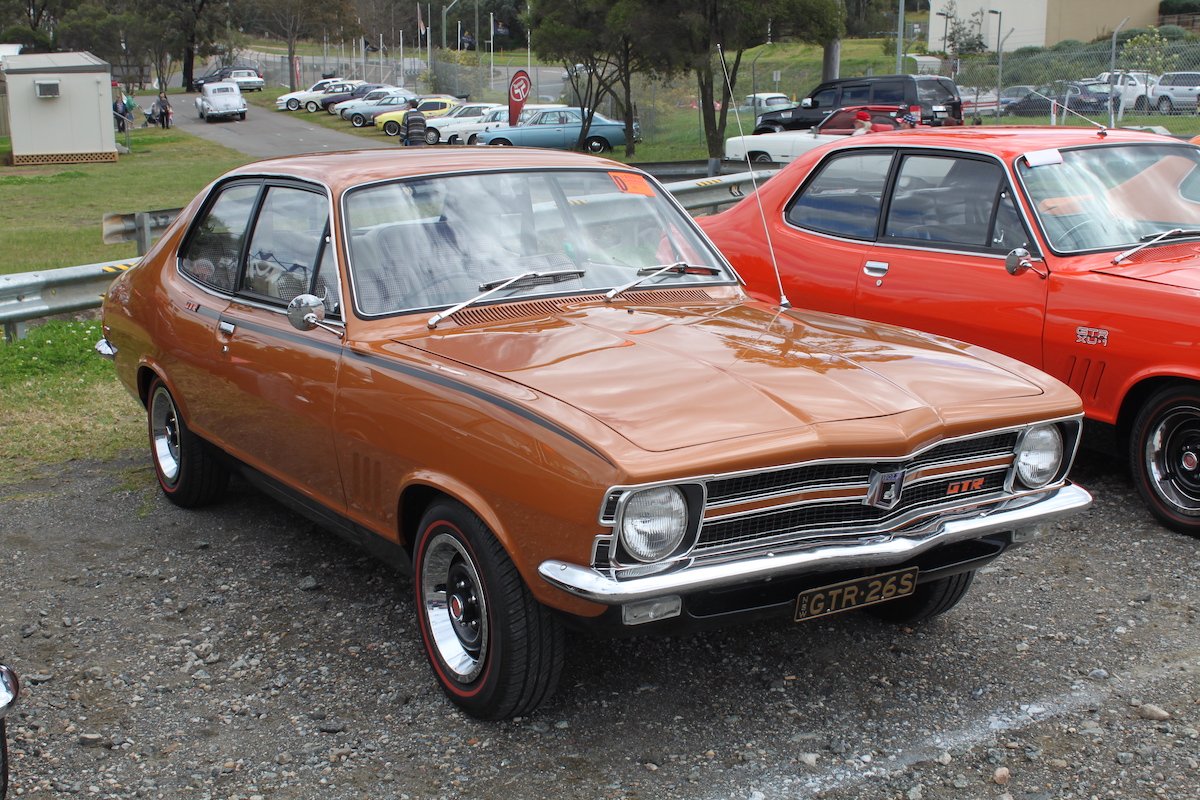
[595,430,1023,570]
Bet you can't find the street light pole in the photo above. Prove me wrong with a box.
[935,11,950,53]
[441,0,460,50]
[989,10,1004,121]
[988,9,1002,53]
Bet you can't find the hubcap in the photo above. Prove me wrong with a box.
[150,387,181,486]
[1146,403,1200,516]
[421,531,487,683]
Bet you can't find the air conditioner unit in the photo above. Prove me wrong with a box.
[34,80,60,98]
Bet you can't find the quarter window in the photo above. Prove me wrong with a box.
[785,152,893,239]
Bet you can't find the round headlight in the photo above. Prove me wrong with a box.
[1014,425,1064,489]
[619,486,689,563]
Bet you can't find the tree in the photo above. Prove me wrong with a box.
[1121,27,1179,77]
[942,1,985,56]
[250,0,354,91]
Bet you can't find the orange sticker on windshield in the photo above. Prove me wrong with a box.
[609,172,655,197]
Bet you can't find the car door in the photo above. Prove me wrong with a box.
[852,150,1049,368]
[773,149,896,316]
[207,181,347,510]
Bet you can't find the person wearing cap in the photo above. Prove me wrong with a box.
[900,112,920,128]
[401,100,427,147]
[851,110,873,136]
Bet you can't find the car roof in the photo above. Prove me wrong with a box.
[225,149,625,196]
[805,126,1178,160]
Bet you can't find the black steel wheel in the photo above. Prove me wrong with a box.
[866,571,975,624]
[147,377,228,507]
[1130,385,1200,536]
[413,500,564,719]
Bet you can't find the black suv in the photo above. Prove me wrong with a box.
[753,74,962,133]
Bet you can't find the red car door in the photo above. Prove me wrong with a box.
[851,151,1049,368]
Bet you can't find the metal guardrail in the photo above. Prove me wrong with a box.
[0,170,776,341]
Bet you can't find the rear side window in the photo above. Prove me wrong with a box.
[841,84,871,105]
[785,152,894,239]
[871,81,906,103]
[179,183,260,291]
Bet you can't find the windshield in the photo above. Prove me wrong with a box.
[343,169,732,316]
[1018,144,1200,253]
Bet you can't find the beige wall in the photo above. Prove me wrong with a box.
[928,0,1158,52]
[1045,0,1158,44]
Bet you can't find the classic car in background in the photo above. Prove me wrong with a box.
[724,105,904,164]
[96,148,1090,719]
[375,95,462,135]
[478,107,637,152]
[341,91,419,127]
[423,102,503,144]
[227,68,265,92]
[194,81,247,122]
[701,126,1200,535]
[1,664,18,799]
[453,103,567,145]
[276,79,363,112]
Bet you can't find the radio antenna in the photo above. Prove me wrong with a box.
[717,44,791,309]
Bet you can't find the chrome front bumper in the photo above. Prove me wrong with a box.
[538,483,1091,605]
[94,338,117,360]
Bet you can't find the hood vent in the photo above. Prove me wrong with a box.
[450,288,715,327]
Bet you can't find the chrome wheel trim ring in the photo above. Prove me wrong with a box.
[150,387,181,486]
[1146,403,1200,516]
[421,531,488,683]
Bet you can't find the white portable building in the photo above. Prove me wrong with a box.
[1,51,117,165]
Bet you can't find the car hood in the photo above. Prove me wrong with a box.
[1091,254,1200,291]
[395,301,1044,452]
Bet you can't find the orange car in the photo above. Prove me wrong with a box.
[97,149,1089,718]
[701,126,1200,535]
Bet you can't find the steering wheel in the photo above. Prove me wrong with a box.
[1058,217,1102,249]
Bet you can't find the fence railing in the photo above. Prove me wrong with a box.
[0,169,775,341]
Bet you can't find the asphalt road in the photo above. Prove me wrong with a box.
[171,93,393,159]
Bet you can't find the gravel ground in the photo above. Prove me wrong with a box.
[1,445,1197,800]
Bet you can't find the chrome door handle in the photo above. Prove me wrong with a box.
[218,321,236,335]
[863,260,889,278]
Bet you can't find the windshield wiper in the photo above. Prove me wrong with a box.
[604,262,722,302]
[427,269,585,329]
[1114,228,1200,264]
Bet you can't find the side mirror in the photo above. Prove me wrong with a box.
[1005,247,1047,279]
[286,294,343,337]
[0,664,18,720]
[800,98,814,108]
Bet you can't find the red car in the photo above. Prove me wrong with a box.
[701,126,1200,536]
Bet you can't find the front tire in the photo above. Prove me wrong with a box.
[1130,385,1200,536]
[866,571,975,623]
[286,98,300,111]
[413,501,564,719]
[425,128,440,145]
[147,378,228,507]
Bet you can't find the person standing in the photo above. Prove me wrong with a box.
[155,92,172,129]
[403,101,427,147]
[113,97,128,132]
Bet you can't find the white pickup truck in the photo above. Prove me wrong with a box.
[1095,71,1158,115]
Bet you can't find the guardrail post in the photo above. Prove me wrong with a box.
[135,212,152,256]
[4,320,26,344]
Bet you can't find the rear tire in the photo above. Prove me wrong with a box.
[305,100,320,113]
[585,136,611,153]
[383,120,401,136]
[1158,97,1174,114]
[351,113,366,127]
[414,500,564,719]
[750,152,773,164]
[147,378,228,508]
[490,138,512,146]
[866,571,975,624]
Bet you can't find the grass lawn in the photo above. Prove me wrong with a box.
[0,127,250,275]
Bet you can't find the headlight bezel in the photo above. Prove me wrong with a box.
[1011,423,1066,490]
[608,483,704,566]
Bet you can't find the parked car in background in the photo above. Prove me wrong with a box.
[276,78,357,111]
[701,126,1200,535]
[1003,82,1109,116]
[738,92,793,116]
[332,87,413,120]
[1098,71,1157,113]
[319,82,388,112]
[1,664,18,799]
[194,81,247,122]
[754,74,962,133]
[455,103,567,145]
[343,91,420,127]
[374,95,462,135]
[95,147,1089,719]
[423,102,503,144]
[1148,71,1200,114]
[227,68,265,92]
[478,107,635,152]
[725,105,903,163]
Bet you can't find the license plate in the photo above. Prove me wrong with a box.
[794,567,919,622]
